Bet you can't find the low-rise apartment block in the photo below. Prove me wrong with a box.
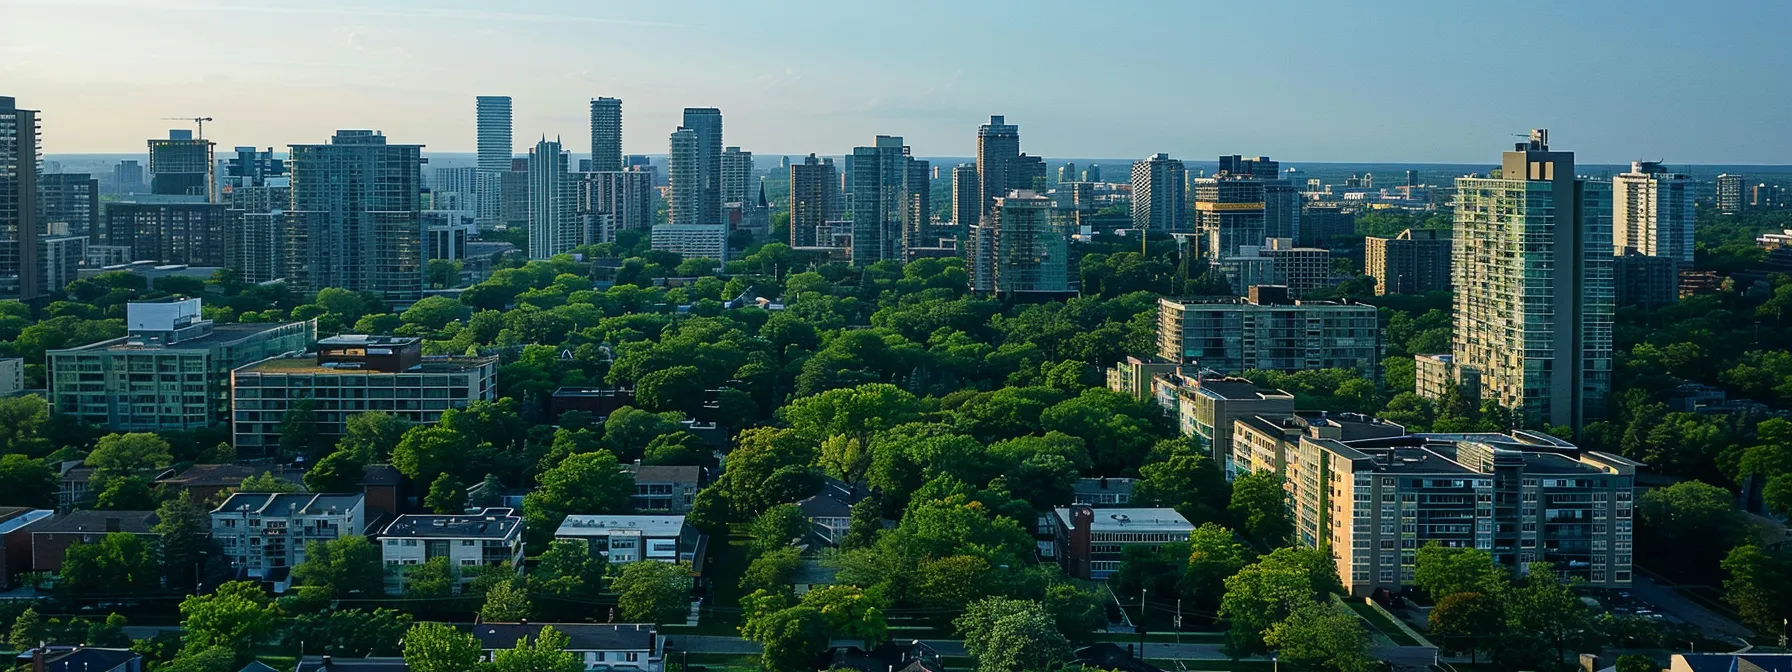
[627,465,703,515]
[1231,412,1405,478]
[473,623,661,672]
[1156,287,1381,379]
[211,493,365,584]
[231,335,497,452]
[1165,372,1295,473]
[1105,356,1183,403]
[1285,431,1641,597]
[32,510,159,575]
[554,515,706,575]
[1052,506,1193,580]
[47,299,314,431]
[378,507,523,595]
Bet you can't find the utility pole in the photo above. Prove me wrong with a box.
[1175,598,1182,645]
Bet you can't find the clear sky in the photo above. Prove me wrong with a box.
[4,0,1788,163]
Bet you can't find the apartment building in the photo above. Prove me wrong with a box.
[1364,228,1451,296]
[1167,372,1295,473]
[554,515,706,575]
[1231,412,1405,478]
[473,623,661,672]
[1052,505,1193,580]
[378,507,524,595]
[627,465,703,515]
[1105,356,1184,403]
[211,493,365,583]
[1285,431,1640,596]
[1156,287,1381,379]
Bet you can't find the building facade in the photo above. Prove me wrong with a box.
[1612,250,1680,310]
[950,163,979,243]
[1285,431,1639,596]
[1166,373,1296,469]
[1194,175,1267,261]
[975,116,1022,223]
[48,299,315,431]
[476,96,513,229]
[99,202,234,267]
[147,130,214,201]
[1364,228,1451,296]
[581,168,654,234]
[37,173,99,238]
[1613,161,1693,266]
[527,138,582,259]
[1445,130,1612,429]
[1155,291,1382,379]
[967,190,1074,296]
[848,136,920,265]
[1131,153,1188,233]
[554,515,705,571]
[39,234,84,292]
[378,507,523,595]
[1714,173,1744,215]
[211,493,365,581]
[231,335,497,452]
[721,146,753,206]
[0,96,42,300]
[789,155,842,248]
[287,130,425,304]
[681,108,724,228]
[589,97,623,173]
[1052,506,1193,580]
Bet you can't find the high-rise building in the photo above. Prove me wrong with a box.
[1364,228,1451,295]
[975,115,1022,223]
[1131,153,1188,233]
[287,130,425,304]
[588,97,623,173]
[967,190,1075,296]
[475,96,513,228]
[903,157,932,254]
[682,108,724,226]
[501,158,529,229]
[432,167,480,214]
[1753,183,1787,210]
[1298,203,1356,248]
[148,129,215,201]
[39,235,84,293]
[1058,162,1077,185]
[0,97,42,301]
[1612,161,1693,266]
[113,160,145,194]
[1218,155,1299,241]
[228,182,290,284]
[1284,431,1639,596]
[1714,173,1744,215]
[37,173,98,238]
[721,146,753,205]
[1612,250,1679,310]
[100,202,234,267]
[1156,288,1382,379]
[667,128,701,226]
[1194,175,1266,260]
[223,146,286,191]
[950,163,980,240]
[1443,129,1612,429]
[580,167,653,233]
[789,154,842,248]
[849,136,922,265]
[1082,164,1101,184]
[527,138,582,259]
[1212,238,1334,298]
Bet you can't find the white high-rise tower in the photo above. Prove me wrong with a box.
[475,96,513,229]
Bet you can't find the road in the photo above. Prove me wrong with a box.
[1629,574,1753,642]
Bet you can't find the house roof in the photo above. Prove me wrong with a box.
[798,493,853,519]
[472,623,655,652]
[296,656,410,672]
[32,510,158,534]
[1675,653,1792,672]
[213,492,363,517]
[361,464,403,486]
[629,465,702,485]
[380,508,520,540]
[39,647,141,672]
[1052,507,1193,534]
[156,463,274,488]
[239,662,283,672]
[554,515,685,538]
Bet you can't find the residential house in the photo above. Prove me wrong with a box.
[296,657,410,672]
[156,464,296,503]
[554,515,706,576]
[31,510,159,574]
[0,507,53,588]
[18,647,143,672]
[627,465,703,514]
[472,623,661,672]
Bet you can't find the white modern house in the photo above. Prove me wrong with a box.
[377,507,523,595]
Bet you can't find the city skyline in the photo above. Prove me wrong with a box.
[5,0,1790,163]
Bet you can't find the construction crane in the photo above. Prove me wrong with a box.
[162,116,214,140]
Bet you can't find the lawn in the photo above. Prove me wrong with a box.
[1345,601,1421,647]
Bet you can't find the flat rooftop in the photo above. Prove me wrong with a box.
[381,508,520,539]
[57,321,304,353]
[555,514,686,538]
[1053,507,1194,534]
[237,354,496,375]
[1190,377,1292,402]
[33,510,158,534]
[213,492,363,516]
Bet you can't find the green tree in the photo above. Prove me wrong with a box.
[522,450,632,547]
[178,581,277,660]
[153,491,215,591]
[748,503,810,555]
[237,471,298,493]
[306,447,368,493]
[954,598,1071,672]
[635,365,707,415]
[1429,591,1504,663]
[614,561,691,624]
[492,625,582,672]
[339,411,411,461]
[779,383,922,447]
[530,540,607,599]
[1217,547,1341,657]
[1135,451,1231,526]
[1229,471,1293,548]
[1638,480,1747,578]
[839,496,883,550]
[0,454,55,507]
[0,396,52,457]
[404,557,457,600]
[1181,523,1254,612]
[602,407,683,460]
[799,584,888,647]
[9,607,44,650]
[1615,654,1659,672]
[403,294,469,328]
[742,605,830,672]
[278,399,328,459]
[1413,543,1506,600]
[60,532,158,593]
[93,475,157,510]
[157,647,237,672]
[292,536,385,597]
[402,622,486,672]
[1508,562,1593,663]
[480,578,532,622]
[1721,544,1792,634]
[642,431,711,467]
[1263,603,1378,672]
[741,546,803,595]
[426,473,468,514]
[85,432,172,478]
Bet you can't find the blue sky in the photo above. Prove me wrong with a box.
[3,0,1788,163]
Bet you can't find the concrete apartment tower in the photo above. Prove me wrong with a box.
[975,115,1021,224]
[1131,153,1187,235]
[286,130,425,305]
[527,138,581,259]
[475,96,513,229]
[588,97,623,173]
[1446,129,1612,429]
[849,136,913,266]
[667,128,701,226]
[721,146,754,205]
[1714,173,1744,215]
[681,108,723,225]
[968,190,1075,297]
[951,163,980,243]
[0,96,41,300]
[1613,161,1693,266]
[148,129,215,202]
[789,154,841,247]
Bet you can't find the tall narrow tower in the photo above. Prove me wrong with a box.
[1450,129,1612,429]
[789,154,841,247]
[681,108,723,225]
[287,130,425,304]
[667,128,701,226]
[1612,161,1693,266]
[528,138,581,258]
[475,96,513,228]
[0,96,41,300]
[589,97,623,173]
[975,115,1021,224]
